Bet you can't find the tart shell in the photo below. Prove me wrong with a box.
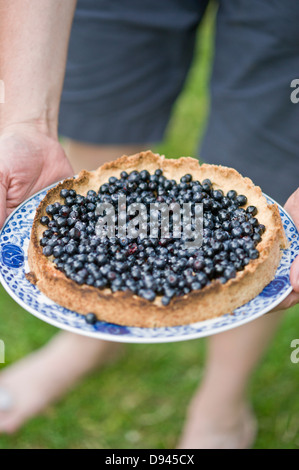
[26,151,288,328]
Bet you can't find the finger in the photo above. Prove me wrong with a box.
[290,255,299,293]
[284,187,299,228]
[270,290,299,313]
[0,181,7,229]
[284,188,299,293]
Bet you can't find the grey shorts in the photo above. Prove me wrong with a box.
[59,0,299,204]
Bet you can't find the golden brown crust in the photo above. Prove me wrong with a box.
[26,151,287,327]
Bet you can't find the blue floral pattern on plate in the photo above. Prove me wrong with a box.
[0,185,297,344]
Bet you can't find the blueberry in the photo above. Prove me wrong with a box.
[46,204,55,215]
[40,216,50,225]
[108,176,118,185]
[42,246,53,257]
[60,189,70,199]
[212,190,223,201]
[234,260,243,271]
[40,237,49,247]
[119,237,129,247]
[139,289,156,301]
[215,264,224,275]
[65,243,78,255]
[257,224,266,234]
[107,271,117,281]
[246,205,258,216]
[95,279,108,288]
[47,235,59,247]
[202,179,212,189]
[236,195,247,207]
[191,281,202,291]
[162,296,171,306]
[223,266,236,280]
[65,196,75,206]
[120,171,128,179]
[196,272,208,285]
[167,274,178,286]
[175,258,188,271]
[43,229,53,238]
[73,260,84,271]
[69,227,81,239]
[85,313,97,325]
[193,192,204,203]
[53,245,64,258]
[204,265,215,279]
[164,180,173,191]
[221,197,231,209]
[249,249,259,260]
[252,233,262,245]
[75,195,85,205]
[203,219,214,230]
[231,227,243,238]
[180,174,192,183]
[218,210,229,222]
[96,253,108,266]
[77,268,88,280]
[241,222,253,235]
[56,216,68,228]
[235,248,246,259]
[60,205,71,217]
[74,221,86,232]
[248,217,259,228]
[214,230,228,242]
[227,190,237,200]
[139,170,150,181]
[243,257,251,267]
[87,189,97,199]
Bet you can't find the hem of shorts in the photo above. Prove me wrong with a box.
[58,107,170,146]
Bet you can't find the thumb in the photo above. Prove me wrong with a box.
[284,187,299,293]
[0,178,8,229]
[290,257,299,293]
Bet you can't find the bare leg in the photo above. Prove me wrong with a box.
[63,139,144,173]
[178,310,284,449]
[0,141,144,433]
[0,333,122,433]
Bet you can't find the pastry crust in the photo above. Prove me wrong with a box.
[26,151,287,327]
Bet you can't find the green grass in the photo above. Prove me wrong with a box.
[1,6,299,449]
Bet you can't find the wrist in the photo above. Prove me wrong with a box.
[0,110,59,140]
[0,83,59,139]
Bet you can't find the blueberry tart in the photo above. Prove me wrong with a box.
[26,151,287,327]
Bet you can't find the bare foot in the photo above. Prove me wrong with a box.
[0,332,123,433]
[177,390,257,449]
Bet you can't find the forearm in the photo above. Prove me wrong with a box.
[0,0,77,137]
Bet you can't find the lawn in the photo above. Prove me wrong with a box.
[1,6,299,449]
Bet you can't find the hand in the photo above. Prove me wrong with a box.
[271,188,299,312]
[0,125,73,228]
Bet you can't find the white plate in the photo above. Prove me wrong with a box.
[0,185,297,343]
